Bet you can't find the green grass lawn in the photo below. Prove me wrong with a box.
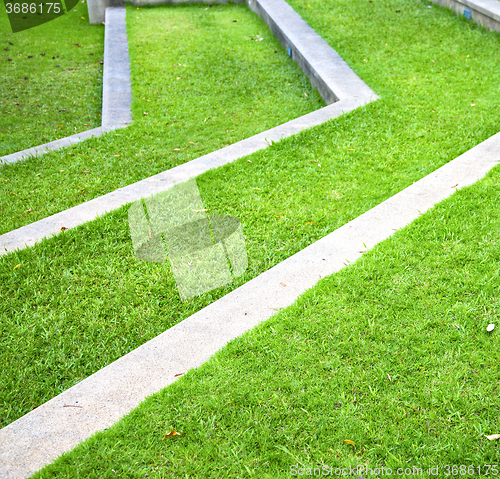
[1,0,500,467]
[32,153,500,477]
[0,0,103,156]
[0,1,322,237]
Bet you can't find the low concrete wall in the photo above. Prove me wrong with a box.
[429,0,500,34]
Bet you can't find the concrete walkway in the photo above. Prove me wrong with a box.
[0,0,378,257]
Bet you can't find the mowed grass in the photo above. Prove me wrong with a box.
[0,0,103,156]
[0,1,322,237]
[1,0,500,434]
[33,158,500,477]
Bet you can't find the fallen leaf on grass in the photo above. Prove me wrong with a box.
[252,187,262,190]
[192,209,208,213]
[305,222,315,225]
[486,434,500,441]
[163,431,181,439]
[114,155,121,157]
[348,149,355,151]
[275,215,283,218]
[343,440,355,447]
[24,208,32,213]
[13,264,21,270]
[173,148,181,151]
[81,170,89,174]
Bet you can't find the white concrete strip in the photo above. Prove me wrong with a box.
[1,130,499,479]
[0,8,131,166]
[0,98,368,258]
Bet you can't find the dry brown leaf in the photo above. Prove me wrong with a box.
[13,264,20,270]
[486,434,500,441]
[279,282,286,287]
[163,430,181,439]
[81,170,89,174]
[343,439,355,447]
[174,373,183,377]
[60,226,68,231]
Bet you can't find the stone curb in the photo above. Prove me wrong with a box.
[430,0,500,33]
[247,0,376,104]
[0,7,131,165]
[0,127,114,165]
[1,129,499,479]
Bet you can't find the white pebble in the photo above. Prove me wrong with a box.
[487,323,495,332]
